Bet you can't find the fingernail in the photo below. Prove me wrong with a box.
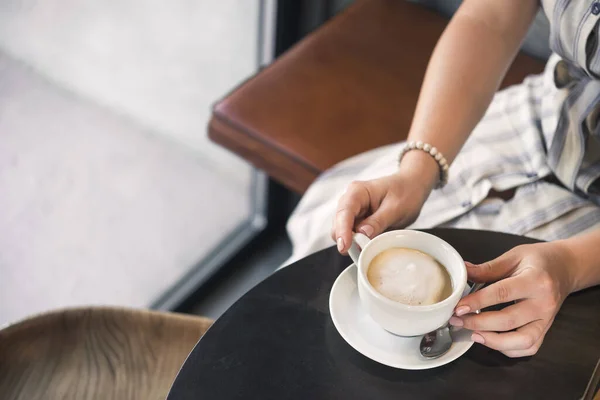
[360,225,374,238]
[455,306,471,317]
[449,316,463,327]
[337,237,345,252]
[472,333,485,344]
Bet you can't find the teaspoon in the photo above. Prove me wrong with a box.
[419,282,485,360]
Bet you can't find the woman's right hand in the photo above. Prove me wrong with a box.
[331,155,435,253]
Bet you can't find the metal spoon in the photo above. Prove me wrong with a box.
[419,282,485,360]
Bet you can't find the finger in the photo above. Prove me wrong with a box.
[455,274,530,316]
[501,316,554,358]
[451,301,539,332]
[472,319,545,352]
[501,335,544,358]
[331,215,366,241]
[331,212,365,238]
[356,198,401,238]
[502,348,537,358]
[466,250,521,283]
[334,182,370,252]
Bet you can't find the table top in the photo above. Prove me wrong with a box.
[168,229,600,400]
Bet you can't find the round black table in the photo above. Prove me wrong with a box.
[168,229,600,399]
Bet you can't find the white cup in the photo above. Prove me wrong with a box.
[348,230,467,337]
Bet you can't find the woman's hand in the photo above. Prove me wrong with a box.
[332,151,438,253]
[331,174,427,254]
[449,242,577,358]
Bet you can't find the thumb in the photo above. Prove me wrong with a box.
[355,199,401,238]
[466,250,520,283]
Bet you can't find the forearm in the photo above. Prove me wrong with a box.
[558,229,600,292]
[398,0,538,189]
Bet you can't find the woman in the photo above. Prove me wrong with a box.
[286,0,600,357]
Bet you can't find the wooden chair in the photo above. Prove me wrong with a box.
[208,0,546,194]
[0,307,213,400]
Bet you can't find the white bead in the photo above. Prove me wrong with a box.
[416,141,423,149]
[435,153,442,161]
[442,164,449,171]
[423,143,431,152]
[430,147,438,156]
[439,158,447,167]
[408,141,416,149]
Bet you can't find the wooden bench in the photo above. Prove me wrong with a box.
[208,0,545,194]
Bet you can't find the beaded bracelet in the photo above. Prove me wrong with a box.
[398,141,449,189]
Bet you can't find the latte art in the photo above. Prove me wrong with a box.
[366,248,452,306]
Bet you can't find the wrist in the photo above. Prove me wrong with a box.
[558,234,600,292]
[396,149,440,193]
[551,240,580,293]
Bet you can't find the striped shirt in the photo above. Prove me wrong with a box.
[284,1,600,265]
[542,0,600,195]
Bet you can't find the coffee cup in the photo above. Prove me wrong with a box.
[348,230,467,337]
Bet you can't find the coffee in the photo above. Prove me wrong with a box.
[367,248,452,306]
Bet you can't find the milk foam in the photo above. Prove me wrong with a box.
[366,248,451,306]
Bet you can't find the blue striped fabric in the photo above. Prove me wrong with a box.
[542,0,600,191]
[283,1,600,266]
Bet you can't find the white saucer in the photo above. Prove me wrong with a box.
[329,264,474,370]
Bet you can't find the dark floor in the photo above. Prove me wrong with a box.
[188,230,293,320]
[185,181,301,320]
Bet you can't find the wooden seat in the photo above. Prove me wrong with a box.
[208,0,545,194]
[0,307,213,400]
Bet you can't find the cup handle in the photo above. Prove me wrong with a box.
[347,233,371,265]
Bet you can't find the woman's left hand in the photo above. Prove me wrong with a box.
[449,242,576,358]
